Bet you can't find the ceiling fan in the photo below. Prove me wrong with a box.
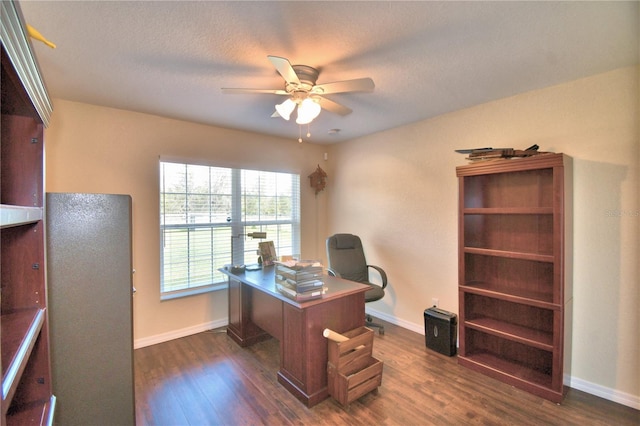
[222,56,375,126]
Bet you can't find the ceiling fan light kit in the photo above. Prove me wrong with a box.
[222,55,374,141]
[275,96,321,125]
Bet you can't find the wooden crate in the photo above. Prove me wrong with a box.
[327,326,383,408]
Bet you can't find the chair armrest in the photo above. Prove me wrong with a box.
[327,268,341,278]
[367,264,388,289]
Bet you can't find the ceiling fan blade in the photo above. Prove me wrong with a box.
[267,55,301,85]
[313,77,374,95]
[316,96,352,116]
[222,88,288,95]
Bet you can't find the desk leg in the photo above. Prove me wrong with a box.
[226,278,270,347]
[277,292,365,407]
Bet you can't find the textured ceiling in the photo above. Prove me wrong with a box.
[18,1,639,144]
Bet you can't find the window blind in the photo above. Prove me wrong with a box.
[160,161,300,297]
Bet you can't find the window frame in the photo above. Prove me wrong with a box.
[159,160,300,300]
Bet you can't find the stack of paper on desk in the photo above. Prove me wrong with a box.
[275,261,325,301]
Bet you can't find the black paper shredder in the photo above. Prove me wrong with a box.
[424,307,457,356]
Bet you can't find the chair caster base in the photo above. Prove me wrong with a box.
[366,314,384,335]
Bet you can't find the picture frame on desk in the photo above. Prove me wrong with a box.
[259,241,277,266]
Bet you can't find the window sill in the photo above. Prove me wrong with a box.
[161,282,227,301]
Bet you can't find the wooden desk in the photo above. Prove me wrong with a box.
[219,266,369,407]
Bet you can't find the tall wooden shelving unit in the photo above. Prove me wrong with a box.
[1,1,55,423]
[456,153,571,403]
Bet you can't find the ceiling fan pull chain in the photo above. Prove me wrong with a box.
[298,125,303,143]
[307,123,311,139]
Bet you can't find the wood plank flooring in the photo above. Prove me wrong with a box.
[135,320,639,425]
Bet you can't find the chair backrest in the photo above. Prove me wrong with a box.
[326,234,369,283]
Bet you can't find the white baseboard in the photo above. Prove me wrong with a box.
[134,318,228,349]
[365,307,640,410]
[134,311,408,349]
[565,375,640,410]
[366,307,424,334]
[135,309,639,410]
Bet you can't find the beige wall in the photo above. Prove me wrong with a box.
[327,66,639,406]
[44,65,638,406]
[44,101,329,345]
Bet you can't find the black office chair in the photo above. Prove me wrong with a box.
[326,233,387,334]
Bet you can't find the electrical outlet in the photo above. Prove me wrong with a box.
[432,298,439,307]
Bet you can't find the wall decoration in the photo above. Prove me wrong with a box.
[308,164,327,195]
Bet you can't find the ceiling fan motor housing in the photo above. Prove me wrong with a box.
[288,65,320,93]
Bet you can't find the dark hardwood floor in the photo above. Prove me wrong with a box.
[135,320,638,425]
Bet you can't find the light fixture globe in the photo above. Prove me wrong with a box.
[296,98,321,125]
[275,98,296,121]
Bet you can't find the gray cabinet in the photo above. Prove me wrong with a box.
[46,193,135,425]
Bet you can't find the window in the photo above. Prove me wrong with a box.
[160,161,300,299]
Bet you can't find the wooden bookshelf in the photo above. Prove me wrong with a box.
[456,153,571,403]
[1,1,55,423]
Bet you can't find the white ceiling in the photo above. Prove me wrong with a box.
[18,1,639,144]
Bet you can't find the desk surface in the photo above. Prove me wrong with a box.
[219,265,370,307]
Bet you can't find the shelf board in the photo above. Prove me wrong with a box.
[463,207,553,215]
[1,308,45,403]
[464,247,554,263]
[6,394,56,426]
[460,352,552,387]
[0,205,42,229]
[460,282,557,309]
[465,317,554,351]
[458,352,563,403]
